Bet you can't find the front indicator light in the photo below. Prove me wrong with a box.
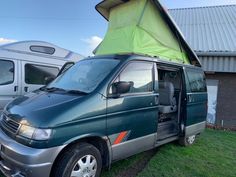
[33,129,52,140]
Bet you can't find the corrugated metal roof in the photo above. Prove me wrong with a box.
[169,5,236,54]
[199,56,236,73]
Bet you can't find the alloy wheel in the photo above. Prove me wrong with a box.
[187,135,196,144]
[71,155,97,177]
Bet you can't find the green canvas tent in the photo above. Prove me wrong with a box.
[95,0,201,66]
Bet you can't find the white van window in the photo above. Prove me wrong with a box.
[25,64,59,85]
[116,62,153,93]
[30,46,55,55]
[0,59,14,85]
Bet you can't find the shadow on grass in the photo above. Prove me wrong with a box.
[102,149,158,177]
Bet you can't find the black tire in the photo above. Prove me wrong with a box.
[51,143,102,177]
[178,135,196,146]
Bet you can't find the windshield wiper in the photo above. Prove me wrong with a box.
[40,87,66,92]
[40,87,88,95]
[39,86,46,91]
[66,90,88,95]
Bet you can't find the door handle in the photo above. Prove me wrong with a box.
[24,87,28,92]
[14,86,18,92]
[187,94,194,102]
[155,95,159,105]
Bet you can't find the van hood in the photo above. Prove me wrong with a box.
[5,90,89,127]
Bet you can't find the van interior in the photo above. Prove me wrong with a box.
[157,66,183,141]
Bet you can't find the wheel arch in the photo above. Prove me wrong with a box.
[50,135,112,177]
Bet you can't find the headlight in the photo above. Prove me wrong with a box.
[18,125,52,140]
[18,125,35,139]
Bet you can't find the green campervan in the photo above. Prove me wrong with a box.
[0,0,207,177]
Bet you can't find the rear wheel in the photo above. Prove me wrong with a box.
[51,143,102,177]
[179,135,196,146]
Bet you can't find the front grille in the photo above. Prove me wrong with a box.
[0,114,20,134]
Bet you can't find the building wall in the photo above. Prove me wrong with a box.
[206,73,236,128]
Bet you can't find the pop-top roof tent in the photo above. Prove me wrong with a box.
[95,0,201,66]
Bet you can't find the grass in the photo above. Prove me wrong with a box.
[1,129,236,177]
[137,129,236,177]
[101,152,146,177]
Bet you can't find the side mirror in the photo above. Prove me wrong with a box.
[111,81,134,96]
[9,68,14,73]
[44,76,55,85]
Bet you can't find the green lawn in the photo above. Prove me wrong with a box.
[102,129,236,177]
[138,129,236,177]
[1,129,236,177]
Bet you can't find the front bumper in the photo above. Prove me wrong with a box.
[0,128,65,177]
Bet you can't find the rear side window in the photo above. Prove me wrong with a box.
[30,46,55,55]
[186,69,206,92]
[0,59,14,85]
[25,64,59,85]
[115,62,153,93]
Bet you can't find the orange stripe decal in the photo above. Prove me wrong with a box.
[113,131,128,145]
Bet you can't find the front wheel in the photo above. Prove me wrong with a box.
[51,143,102,177]
[179,135,196,146]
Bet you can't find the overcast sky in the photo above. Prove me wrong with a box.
[0,0,236,56]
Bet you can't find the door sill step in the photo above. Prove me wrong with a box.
[157,132,178,141]
[155,136,179,147]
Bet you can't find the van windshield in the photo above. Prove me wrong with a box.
[47,58,120,93]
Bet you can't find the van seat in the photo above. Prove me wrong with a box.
[159,81,177,114]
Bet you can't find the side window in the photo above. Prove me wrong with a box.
[115,62,153,94]
[0,59,14,85]
[25,64,59,85]
[186,69,207,92]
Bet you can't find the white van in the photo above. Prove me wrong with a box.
[0,40,83,111]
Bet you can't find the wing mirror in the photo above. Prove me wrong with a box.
[110,81,134,97]
[44,76,55,85]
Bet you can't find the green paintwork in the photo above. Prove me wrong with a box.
[107,92,159,141]
[95,0,190,64]
[184,68,208,126]
[6,91,107,148]
[185,93,208,126]
[4,55,207,149]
